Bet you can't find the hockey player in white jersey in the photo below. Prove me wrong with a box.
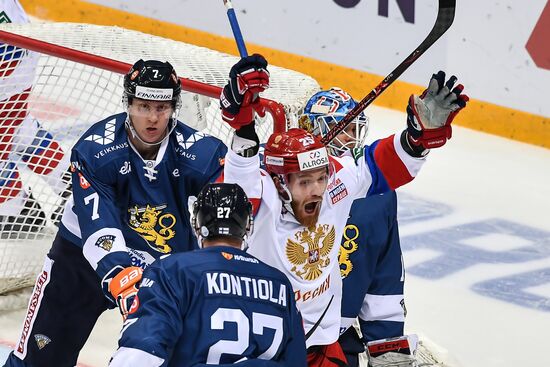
[3,60,227,367]
[300,86,453,366]
[220,55,468,366]
[0,0,70,235]
[110,183,307,367]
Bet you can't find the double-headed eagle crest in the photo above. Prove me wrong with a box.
[286,224,335,281]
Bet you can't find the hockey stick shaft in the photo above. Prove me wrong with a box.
[321,0,456,145]
[223,0,248,57]
[305,295,334,341]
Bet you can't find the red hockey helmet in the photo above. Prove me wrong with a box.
[264,128,329,175]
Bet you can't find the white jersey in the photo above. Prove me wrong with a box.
[0,0,39,100]
[224,133,425,347]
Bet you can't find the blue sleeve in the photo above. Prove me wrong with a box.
[357,193,405,342]
[117,260,185,361]
[187,137,227,194]
[70,148,131,282]
[362,141,391,196]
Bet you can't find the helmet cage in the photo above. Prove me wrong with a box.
[313,112,369,156]
[300,87,369,156]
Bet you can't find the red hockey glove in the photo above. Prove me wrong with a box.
[406,71,469,149]
[220,54,270,130]
[110,266,143,320]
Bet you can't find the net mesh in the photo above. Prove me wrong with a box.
[0,22,320,309]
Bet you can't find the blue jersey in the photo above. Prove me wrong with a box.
[338,191,405,342]
[59,112,227,283]
[111,246,307,367]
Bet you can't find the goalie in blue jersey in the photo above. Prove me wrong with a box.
[4,60,227,367]
[110,183,307,367]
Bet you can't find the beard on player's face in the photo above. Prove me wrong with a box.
[291,198,322,228]
[286,168,328,228]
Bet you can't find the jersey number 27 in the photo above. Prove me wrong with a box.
[207,307,283,363]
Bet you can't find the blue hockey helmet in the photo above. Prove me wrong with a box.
[299,87,369,156]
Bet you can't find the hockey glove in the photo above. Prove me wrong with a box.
[366,334,418,367]
[406,71,469,149]
[220,54,270,130]
[109,266,143,320]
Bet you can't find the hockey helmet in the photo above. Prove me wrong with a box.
[123,59,182,109]
[299,87,369,156]
[192,183,253,244]
[263,128,329,176]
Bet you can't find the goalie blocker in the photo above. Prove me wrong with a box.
[367,335,419,367]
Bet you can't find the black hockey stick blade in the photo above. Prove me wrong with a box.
[321,0,456,145]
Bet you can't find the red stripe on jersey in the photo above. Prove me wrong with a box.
[250,198,261,216]
[214,171,224,183]
[373,135,413,189]
[307,341,348,367]
[329,156,343,175]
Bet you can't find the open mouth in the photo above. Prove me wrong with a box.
[304,201,319,214]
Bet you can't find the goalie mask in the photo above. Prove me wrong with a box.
[123,59,182,146]
[299,87,369,156]
[192,183,253,248]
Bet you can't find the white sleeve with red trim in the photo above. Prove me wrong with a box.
[222,149,263,214]
[341,132,426,199]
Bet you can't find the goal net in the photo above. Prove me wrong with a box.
[0,22,320,310]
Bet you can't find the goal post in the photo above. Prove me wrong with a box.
[0,22,320,310]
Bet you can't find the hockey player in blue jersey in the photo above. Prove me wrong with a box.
[110,183,307,367]
[3,60,227,367]
[300,80,466,366]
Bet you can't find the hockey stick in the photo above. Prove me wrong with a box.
[321,0,456,145]
[223,0,248,57]
[305,295,334,341]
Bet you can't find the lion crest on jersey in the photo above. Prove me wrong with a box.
[128,204,176,253]
[286,224,335,281]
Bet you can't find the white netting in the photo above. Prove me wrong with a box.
[0,22,320,310]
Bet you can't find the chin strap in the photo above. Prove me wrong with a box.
[124,115,177,147]
[123,94,181,147]
[276,174,296,217]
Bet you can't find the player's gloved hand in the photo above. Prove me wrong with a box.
[366,334,418,367]
[109,266,143,320]
[406,71,469,149]
[220,54,270,130]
